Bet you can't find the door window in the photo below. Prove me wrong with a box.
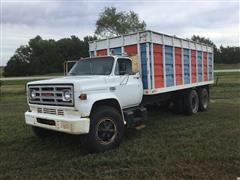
[115,58,132,75]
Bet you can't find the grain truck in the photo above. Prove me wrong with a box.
[25,30,214,152]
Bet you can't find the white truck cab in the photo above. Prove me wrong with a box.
[25,56,145,152]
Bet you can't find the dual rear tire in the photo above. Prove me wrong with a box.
[183,89,199,115]
[175,87,209,115]
[198,88,209,111]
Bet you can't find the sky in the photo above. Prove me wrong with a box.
[0,0,239,66]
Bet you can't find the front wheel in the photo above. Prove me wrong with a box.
[83,106,124,153]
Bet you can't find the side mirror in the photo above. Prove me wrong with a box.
[135,72,140,77]
[133,72,140,79]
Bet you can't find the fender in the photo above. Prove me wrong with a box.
[76,92,125,123]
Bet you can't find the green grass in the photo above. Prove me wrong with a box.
[214,63,240,70]
[0,73,240,179]
[211,72,240,101]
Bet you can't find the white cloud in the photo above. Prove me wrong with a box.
[1,23,96,66]
[1,1,239,66]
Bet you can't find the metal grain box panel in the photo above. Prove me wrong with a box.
[151,33,163,44]
[89,30,214,95]
[191,50,197,83]
[189,42,196,49]
[182,40,189,49]
[96,40,107,50]
[183,49,190,84]
[197,51,203,82]
[165,46,174,87]
[153,44,164,88]
[140,43,148,89]
[164,36,173,46]
[109,37,122,48]
[124,33,139,45]
[110,47,122,55]
[174,47,183,85]
[173,38,181,48]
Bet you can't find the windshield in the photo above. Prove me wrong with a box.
[68,57,114,76]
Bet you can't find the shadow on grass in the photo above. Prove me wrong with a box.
[22,106,183,156]
[23,129,89,155]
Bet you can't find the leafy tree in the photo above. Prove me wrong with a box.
[95,7,146,37]
[58,36,83,60]
[3,45,31,76]
[218,46,240,64]
[83,35,98,43]
[191,35,216,48]
[56,35,95,72]
[191,35,240,64]
[28,37,61,74]
[3,35,97,77]
[191,35,221,63]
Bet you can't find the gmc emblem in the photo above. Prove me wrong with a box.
[41,93,54,96]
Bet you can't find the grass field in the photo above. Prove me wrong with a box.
[0,73,240,179]
[214,63,240,70]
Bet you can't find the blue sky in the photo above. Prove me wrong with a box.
[1,0,239,66]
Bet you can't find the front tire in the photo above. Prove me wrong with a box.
[83,106,124,153]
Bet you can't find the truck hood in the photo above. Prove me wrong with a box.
[27,76,108,92]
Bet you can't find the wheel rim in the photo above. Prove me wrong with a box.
[95,118,117,145]
[202,90,208,109]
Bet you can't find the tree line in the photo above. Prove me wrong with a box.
[3,35,97,76]
[191,35,240,64]
[4,34,239,77]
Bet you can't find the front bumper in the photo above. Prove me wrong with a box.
[25,111,90,134]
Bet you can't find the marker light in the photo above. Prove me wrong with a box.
[79,93,87,100]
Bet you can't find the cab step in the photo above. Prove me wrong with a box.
[123,106,147,128]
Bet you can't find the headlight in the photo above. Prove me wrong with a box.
[29,89,37,99]
[63,90,72,101]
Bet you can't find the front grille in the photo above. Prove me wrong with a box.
[28,84,74,106]
[37,108,64,116]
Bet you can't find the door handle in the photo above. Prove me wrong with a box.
[109,87,116,91]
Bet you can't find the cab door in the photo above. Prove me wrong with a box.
[110,58,143,108]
